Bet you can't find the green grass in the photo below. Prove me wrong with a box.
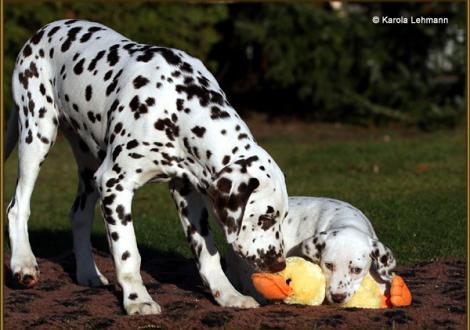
[3,125,466,265]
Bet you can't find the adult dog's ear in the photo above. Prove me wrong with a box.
[301,231,329,264]
[207,169,259,244]
[369,239,396,282]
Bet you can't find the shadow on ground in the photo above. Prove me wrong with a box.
[3,229,467,329]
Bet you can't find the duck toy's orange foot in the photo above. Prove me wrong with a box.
[388,275,412,307]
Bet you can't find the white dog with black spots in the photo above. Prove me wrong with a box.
[5,19,289,315]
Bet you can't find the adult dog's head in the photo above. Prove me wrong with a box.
[301,228,395,304]
[207,151,288,273]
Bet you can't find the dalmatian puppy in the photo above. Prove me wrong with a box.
[5,19,288,315]
[226,196,396,305]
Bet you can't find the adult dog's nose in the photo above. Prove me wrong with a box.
[268,256,286,272]
[331,293,347,303]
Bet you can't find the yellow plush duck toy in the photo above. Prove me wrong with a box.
[252,257,412,308]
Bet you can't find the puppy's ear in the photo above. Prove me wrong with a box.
[301,231,329,264]
[369,239,396,282]
[207,168,259,244]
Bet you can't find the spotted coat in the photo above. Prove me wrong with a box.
[6,19,288,315]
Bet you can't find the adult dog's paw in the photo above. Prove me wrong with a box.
[216,292,260,308]
[125,300,162,315]
[11,256,39,288]
[77,269,109,287]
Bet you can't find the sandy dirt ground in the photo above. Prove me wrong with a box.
[3,251,466,329]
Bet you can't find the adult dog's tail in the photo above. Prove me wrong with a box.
[4,108,19,161]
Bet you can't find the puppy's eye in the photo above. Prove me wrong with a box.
[351,267,362,274]
[286,278,292,285]
[325,263,334,271]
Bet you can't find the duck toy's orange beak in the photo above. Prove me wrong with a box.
[251,273,293,300]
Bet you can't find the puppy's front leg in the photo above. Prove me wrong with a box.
[169,178,259,308]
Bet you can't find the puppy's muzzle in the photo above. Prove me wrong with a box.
[331,293,347,303]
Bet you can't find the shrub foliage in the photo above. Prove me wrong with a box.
[3,2,465,128]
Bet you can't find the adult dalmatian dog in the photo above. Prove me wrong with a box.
[227,197,396,305]
[5,19,289,315]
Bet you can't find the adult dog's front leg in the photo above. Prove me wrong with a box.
[96,166,160,315]
[169,178,259,308]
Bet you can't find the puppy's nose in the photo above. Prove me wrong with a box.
[268,256,286,273]
[331,293,347,304]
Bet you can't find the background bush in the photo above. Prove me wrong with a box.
[3,1,466,129]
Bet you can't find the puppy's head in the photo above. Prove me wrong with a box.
[207,152,288,273]
[301,228,395,304]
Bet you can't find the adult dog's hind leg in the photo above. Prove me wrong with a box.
[63,125,108,286]
[169,178,259,308]
[7,75,58,287]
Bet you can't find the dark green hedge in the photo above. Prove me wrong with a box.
[3,2,466,129]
